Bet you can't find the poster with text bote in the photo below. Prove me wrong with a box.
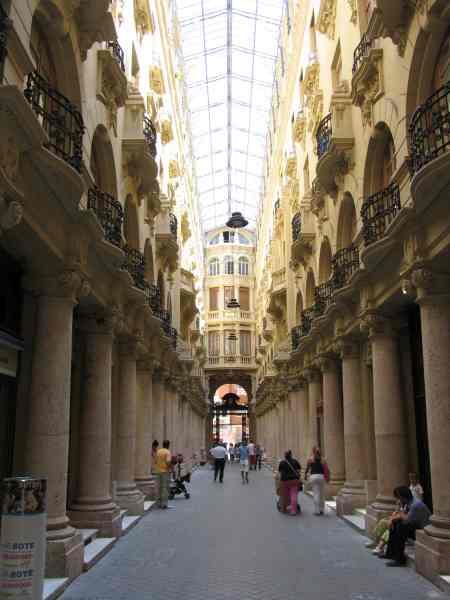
[0,478,47,600]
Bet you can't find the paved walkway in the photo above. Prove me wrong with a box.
[62,464,445,600]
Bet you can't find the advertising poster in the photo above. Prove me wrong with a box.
[0,478,47,600]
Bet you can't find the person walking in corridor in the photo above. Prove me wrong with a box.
[278,450,301,515]
[239,441,250,484]
[210,442,227,483]
[154,439,172,509]
[248,440,256,470]
[256,444,263,470]
[305,447,329,515]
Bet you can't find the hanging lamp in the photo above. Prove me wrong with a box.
[226,211,248,229]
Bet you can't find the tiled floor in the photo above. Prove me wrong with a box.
[61,465,446,600]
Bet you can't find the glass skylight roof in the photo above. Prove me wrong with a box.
[174,0,284,231]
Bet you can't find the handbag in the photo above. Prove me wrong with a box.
[323,461,330,483]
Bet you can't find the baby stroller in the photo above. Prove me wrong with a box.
[169,455,191,500]
[274,472,301,514]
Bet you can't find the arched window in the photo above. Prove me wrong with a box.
[224,256,234,275]
[238,256,249,276]
[208,258,220,276]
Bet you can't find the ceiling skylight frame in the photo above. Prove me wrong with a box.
[175,0,284,231]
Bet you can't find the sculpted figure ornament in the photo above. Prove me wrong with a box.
[0,197,22,235]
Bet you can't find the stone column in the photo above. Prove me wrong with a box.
[69,313,121,537]
[135,359,155,499]
[363,315,408,532]
[295,381,309,468]
[320,357,345,495]
[152,369,164,444]
[336,339,369,515]
[24,272,86,579]
[305,368,321,455]
[116,340,145,515]
[412,271,450,580]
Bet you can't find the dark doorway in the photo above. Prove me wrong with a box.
[0,374,17,480]
[408,304,433,510]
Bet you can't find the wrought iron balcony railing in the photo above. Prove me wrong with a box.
[107,40,125,72]
[169,213,177,237]
[143,115,157,158]
[314,280,334,317]
[408,82,450,175]
[291,326,301,351]
[153,307,171,323]
[122,245,146,289]
[87,186,123,247]
[24,71,84,172]
[352,33,373,75]
[292,213,301,242]
[361,181,401,247]
[143,282,161,313]
[299,307,314,339]
[316,113,332,159]
[0,4,10,75]
[332,243,359,291]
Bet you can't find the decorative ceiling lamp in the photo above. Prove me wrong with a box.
[226,211,248,229]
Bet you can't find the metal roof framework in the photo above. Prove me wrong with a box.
[174,0,284,231]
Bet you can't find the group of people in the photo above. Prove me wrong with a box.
[209,440,264,484]
[151,439,191,509]
[277,446,330,516]
[366,473,430,567]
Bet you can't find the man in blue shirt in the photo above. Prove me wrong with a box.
[239,441,249,484]
[383,486,431,567]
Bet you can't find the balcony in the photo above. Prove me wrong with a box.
[290,211,315,267]
[361,181,401,247]
[169,213,177,238]
[331,244,360,291]
[97,41,127,133]
[409,83,450,213]
[24,71,84,173]
[351,34,383,128]
[207,310,253,322]
[143,115,157,158]
[314,280,334,317]
[87,186,123,248]
[315,95,354,196]
[143,281,161,313]
[271,267,286,291]
[107,40,125,72]
[122,245,146,290]
[292,308,315,348]
[206,355,255,368]
[74,0,115,60]
[122,94,158,199]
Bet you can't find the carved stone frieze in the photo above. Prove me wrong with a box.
[302,61,320,98]
[160,119,174,145]
[293,113,307,145]
[308,91,323,136]
[352,49,383,128]
[168,159,180,178]
[347,0,357,23]
[285,155,297,179]
[317,0,337,40]
[134,0,155,38]
[149,65,166,95]
[74,1,116,61]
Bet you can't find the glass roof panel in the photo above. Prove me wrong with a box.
[175,0,284,230]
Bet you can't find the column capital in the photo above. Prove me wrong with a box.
[118,338,139,359]
[334,337,360,360]
[360,312,397,339]
[24,269,91,304]
[304,367,321,383]
[406,267,450,304]
[78,305,123,336]
[317,355,339,373]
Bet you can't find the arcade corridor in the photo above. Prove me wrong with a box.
[61,466,445,600]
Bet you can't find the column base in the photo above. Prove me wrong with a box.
[365,502,393,538]
[116,483,145,515]
[326,479,344,500]
[68,503,122,538]
[336,481,367,516]
[46,529,84,581]
[135,476,157,500]
[415,529,450,585]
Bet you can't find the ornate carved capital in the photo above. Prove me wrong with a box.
[318,356,339,373]
[118,338,139,359]
[304,367,321,384]
[317,0,337,39]
[334,338,360,360]
[25,269,90,303]
[360,313,396,339]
